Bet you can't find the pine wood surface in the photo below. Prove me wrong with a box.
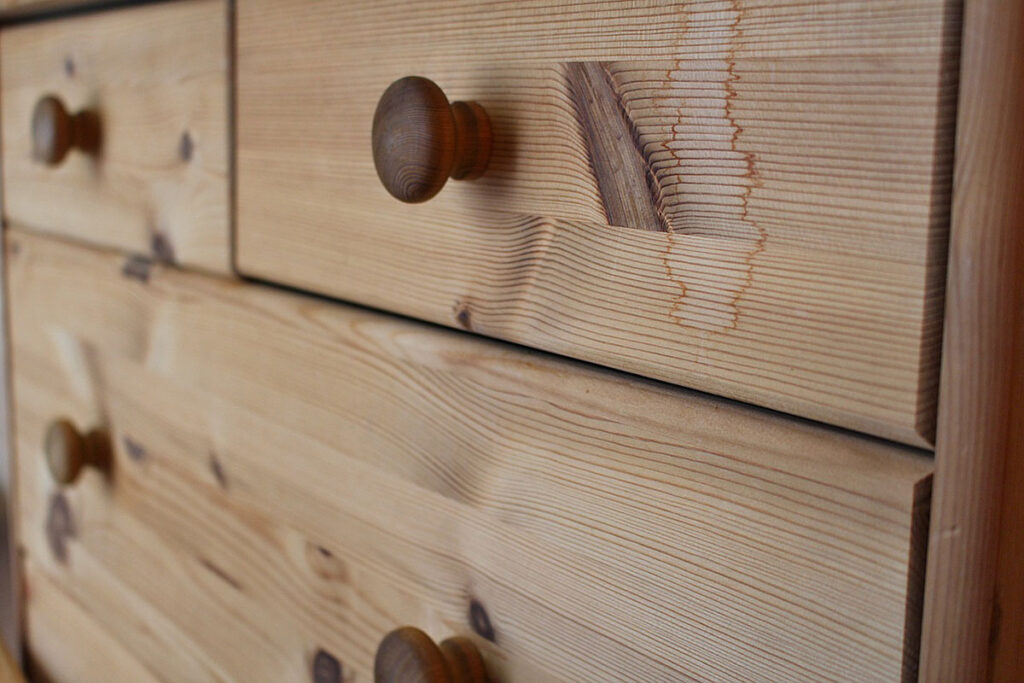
[236,0,960,447]
[0,0,231,273]
[23,561,155,683]
[918,0,1024,678]
[7,230,932,681]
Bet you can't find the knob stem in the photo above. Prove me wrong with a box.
[450,101,491,181]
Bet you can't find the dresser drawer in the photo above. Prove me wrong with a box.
[1,0,231,273]
[9,230,932,680]
[236,0,957,447]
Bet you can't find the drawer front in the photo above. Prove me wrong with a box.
[1,0,231,273]
[237,0,958,447]
[9,231,932,680]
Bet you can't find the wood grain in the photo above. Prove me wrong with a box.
[565,62,666,232]
[236,0,960,446]
[7,230,932,680]
[0,0,231,273]
[918,0,1024,678]
[23,562,156,683]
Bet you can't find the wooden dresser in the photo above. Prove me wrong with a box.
[0,1,1020,681]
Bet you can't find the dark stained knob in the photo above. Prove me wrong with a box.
[372,77,492,203]
[31,95,100,165]
[44,419,110,486]
[374,626,490,683]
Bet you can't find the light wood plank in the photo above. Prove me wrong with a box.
[23,474,289,681]
[1,0,231,273]
[237,0,959,446]
[8,230,932,680]
[23,562,157,683]
[919,0,1024,678]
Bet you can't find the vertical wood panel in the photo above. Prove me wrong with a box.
[919,0,1024,677]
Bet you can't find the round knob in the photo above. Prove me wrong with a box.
[44,419,109,485]
[374,626,490,683]
[31,95,100,165]
[372,76,492,203]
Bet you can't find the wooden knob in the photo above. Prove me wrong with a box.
[44,419,109,486]
[372,76,492,203]
[374,627,490,683]
[31,95,100,165]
